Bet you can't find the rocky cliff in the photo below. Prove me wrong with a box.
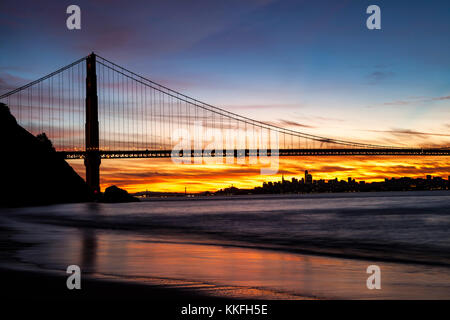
[0,103,93,207]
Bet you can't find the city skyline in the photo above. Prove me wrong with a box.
[215,172,450,195]
[137,171,450,195]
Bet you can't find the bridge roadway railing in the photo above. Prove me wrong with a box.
[59,148,450,159]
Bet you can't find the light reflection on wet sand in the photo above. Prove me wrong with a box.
[11,221,450,299]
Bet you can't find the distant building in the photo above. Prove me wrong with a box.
[305,170,313,184]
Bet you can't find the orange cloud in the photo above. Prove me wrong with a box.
[68,156,450,193]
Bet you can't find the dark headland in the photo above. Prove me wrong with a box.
[0,103,138,207]
[0,103,93,206]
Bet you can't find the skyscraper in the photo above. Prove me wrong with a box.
[305,170,313,184]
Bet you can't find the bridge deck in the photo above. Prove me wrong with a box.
[60,148,450,159]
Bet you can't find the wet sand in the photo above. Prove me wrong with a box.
[2,216,450,300]
[0,223,307,300]
[0,267,217,301]
[0,224,218,301]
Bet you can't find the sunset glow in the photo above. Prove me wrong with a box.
[70,156,450,193]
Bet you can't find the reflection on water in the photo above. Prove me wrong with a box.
[80,229,97,273]
[79,203,101,273]
[3,191,450,299]
[10,221,450,299]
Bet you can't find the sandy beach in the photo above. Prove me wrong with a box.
[1,193,450,301]
[0,221,308,300]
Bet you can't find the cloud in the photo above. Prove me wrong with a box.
[366,71,395,84]
[227,103,301,110]
[316,165,354,172]
[383,95,450,106]
[0,73,30,94]
[431,96,450,101]
[368,165,450,176]
[366,128,450,138]
[360,128,450,148]
[291,113,346,124]
[277,119,315,128]
[383,100,411,106]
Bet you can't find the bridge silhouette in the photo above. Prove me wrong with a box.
[1,53,448,192]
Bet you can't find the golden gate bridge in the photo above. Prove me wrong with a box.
[1,53,448,192]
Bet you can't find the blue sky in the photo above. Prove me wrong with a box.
[1,0,449,147]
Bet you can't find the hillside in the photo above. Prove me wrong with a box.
[0,103,93,207]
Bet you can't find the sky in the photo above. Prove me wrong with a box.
[1,0,449,192]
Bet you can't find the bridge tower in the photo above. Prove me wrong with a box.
[84,52,101,193]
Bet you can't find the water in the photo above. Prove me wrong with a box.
[2,191,450,299]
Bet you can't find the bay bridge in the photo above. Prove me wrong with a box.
[0,53,448,192]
